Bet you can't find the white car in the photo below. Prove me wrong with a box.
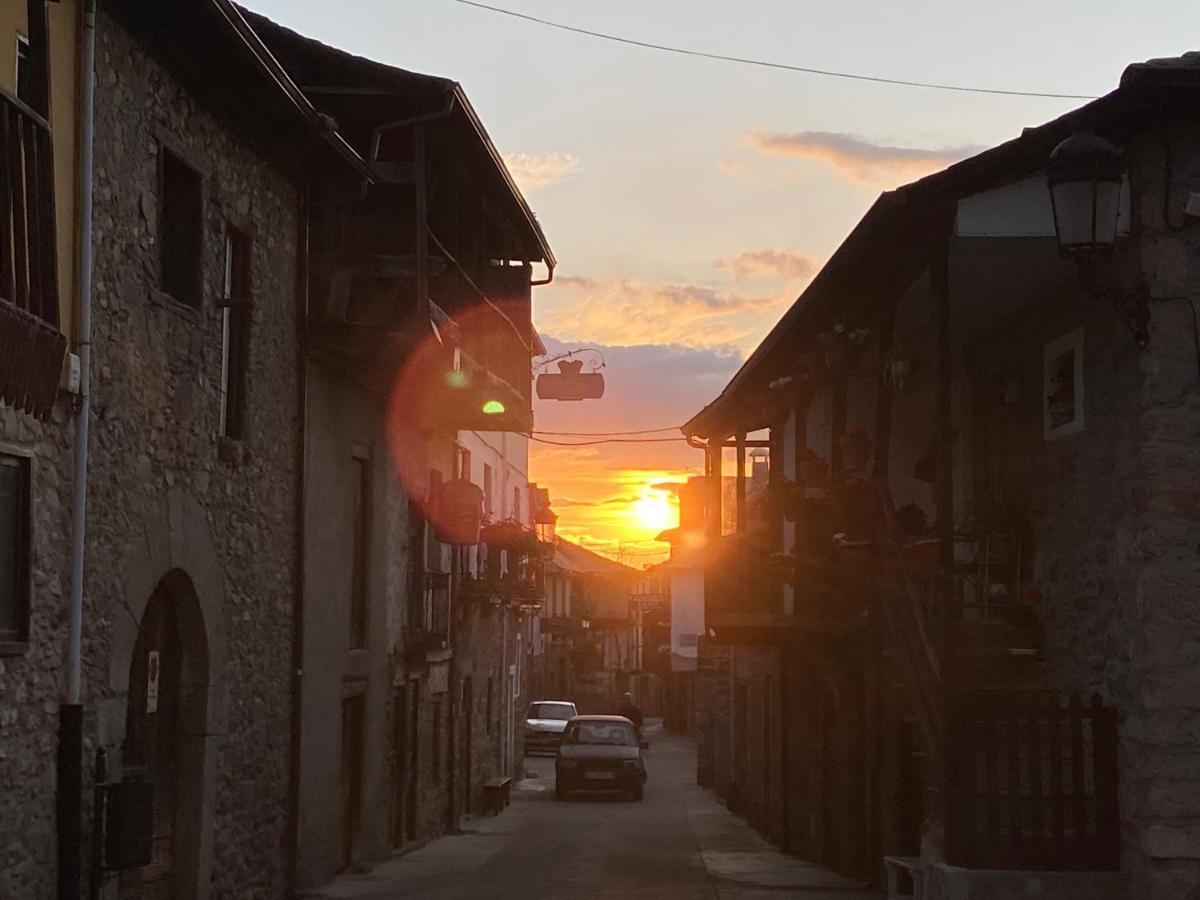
[524,700,578,755]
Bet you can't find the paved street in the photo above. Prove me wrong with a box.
[305,728,881,899]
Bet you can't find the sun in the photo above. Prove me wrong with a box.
[631,492,675,533]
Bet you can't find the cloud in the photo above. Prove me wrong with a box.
[744,130,983,186]
[503,152,582,193]
[536,278,791,352]
[716,249,821,281]
[553,275,597,291]
[551,497,597,508]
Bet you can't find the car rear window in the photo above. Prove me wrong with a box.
[563,721,636,746]
[528,702,576,720]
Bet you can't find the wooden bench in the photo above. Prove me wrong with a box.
[481,776,513,815]
[883,856,924,900]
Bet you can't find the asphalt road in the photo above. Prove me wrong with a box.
[307,732,880,899]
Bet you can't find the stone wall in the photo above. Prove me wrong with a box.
[88,12,301,896]
[0,406,77,899]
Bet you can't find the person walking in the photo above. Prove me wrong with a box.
[618,692,644,731]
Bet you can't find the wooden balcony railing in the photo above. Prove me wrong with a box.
[0,87,64,418]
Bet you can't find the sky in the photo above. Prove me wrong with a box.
[246,0,1194,564]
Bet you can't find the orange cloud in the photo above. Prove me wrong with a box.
[536,278,790,351]
[716,249,821,281]
[503,151,581,192]
[744,130,982,186]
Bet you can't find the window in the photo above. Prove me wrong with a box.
[349,453,371,649]
[159,148,203,307]
[512,486,521,520]
[15,35,31,105]
[457,446,471,482]
[482,464,493,517]
[0,454,31,646]
[431,700,442,782]
[485,676,494,735]
[220,227,252,439]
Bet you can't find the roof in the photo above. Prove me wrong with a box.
[682,52,1200,439]
[567,715,637,723]
[240,7,554,268]
[551,538,639,576]
[109,0,373,185]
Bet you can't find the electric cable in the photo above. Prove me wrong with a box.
[446,0,1096,100]
[528,435,689,446]
[531,426,682,436]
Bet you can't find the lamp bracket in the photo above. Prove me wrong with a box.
[1076,261,1151,348]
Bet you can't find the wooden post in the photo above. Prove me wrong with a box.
[735,434,747,534]
[413,125,428,312]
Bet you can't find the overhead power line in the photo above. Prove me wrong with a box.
[528,435,688,447]
[531,426,682,437]
[447,0,1096,100]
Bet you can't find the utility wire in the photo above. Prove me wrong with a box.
[447,0,1096,100]
[531,426,682,436]
[529,435,688,446]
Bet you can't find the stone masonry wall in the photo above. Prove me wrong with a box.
[86,13,301,896]
[0,405,77,899]
[1124,118,1200,900]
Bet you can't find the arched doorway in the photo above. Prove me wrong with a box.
[119,571,209,899]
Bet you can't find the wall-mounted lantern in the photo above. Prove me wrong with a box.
[1047,132,1124,257]
[1046,131,1150,347]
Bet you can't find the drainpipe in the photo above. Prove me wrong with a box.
[286,179,311,897]
[60,1,97,895]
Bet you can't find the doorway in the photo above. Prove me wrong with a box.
[340,692,365,870]
[119,585,182,899]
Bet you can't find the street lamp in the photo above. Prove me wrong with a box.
[1046,131,1124,257]
[1046,131,1150,347]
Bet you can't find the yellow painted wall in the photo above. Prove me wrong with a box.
[0,1,28,94]
[48,0,78,343]
[1,0,79,345]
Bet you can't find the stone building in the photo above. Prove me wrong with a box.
[684,54,1200,899]
[244,11,555,888]
[2,0,373,897]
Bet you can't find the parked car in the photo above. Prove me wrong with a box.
[555,715,647,801]
[524,700,578,756]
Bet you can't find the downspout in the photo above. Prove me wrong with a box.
[286,179,311,897]
[61,0,97,894]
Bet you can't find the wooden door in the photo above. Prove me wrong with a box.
[340,694,365,870]
[119,589,182,899]
[461,678,473,816]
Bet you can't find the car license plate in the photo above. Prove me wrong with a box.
[584,771,615,780]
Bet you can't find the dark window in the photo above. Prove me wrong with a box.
[482,464,493,517]
[15,35,31,105]
[159,149,203,307]
[350,455,370,649]
[512,486,520,520]
[431,700,442,783]
[485,676,494,735]
[457,446,471,482]
[220,228,252,439]
[0,454,31,645]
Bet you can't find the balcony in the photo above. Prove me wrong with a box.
[0,87,64,418]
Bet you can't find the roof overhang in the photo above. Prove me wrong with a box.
[683,57,1200,441]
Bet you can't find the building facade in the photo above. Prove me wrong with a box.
[685,54,1200,900]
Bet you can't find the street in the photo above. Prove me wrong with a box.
[305,729,881,899]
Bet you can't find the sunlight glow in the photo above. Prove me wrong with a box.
[631,491,675,533]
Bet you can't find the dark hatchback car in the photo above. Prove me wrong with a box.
[555,715,647,801]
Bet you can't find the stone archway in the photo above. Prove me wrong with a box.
[118,570,209,899]
[107,489,227,900]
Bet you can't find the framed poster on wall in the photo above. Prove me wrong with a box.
[1044,328,1085,441]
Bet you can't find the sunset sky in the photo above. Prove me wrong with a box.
[249,0,1192,564]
